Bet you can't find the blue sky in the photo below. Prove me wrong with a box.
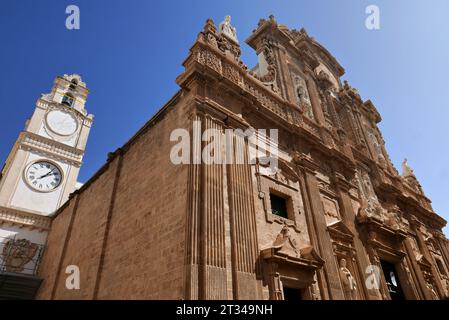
[1,0,448,234]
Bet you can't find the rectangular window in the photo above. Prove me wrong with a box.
[270,193,289,219]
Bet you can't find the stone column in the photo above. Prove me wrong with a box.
[184,112,202,300]
[226,133,261,299]
[298,160,345,299]
[198,114,228,300]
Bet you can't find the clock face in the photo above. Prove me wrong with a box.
[25,161,62,192]
[46,110,78,136]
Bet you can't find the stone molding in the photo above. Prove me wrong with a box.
[19,132,83,167]
[0,206,51,231]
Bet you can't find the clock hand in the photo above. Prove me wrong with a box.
[38,168,56,179]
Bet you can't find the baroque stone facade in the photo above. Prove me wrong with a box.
[37,17,449,300]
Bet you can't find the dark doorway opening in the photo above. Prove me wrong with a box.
[381,260,405,300]
[283,286,302,301]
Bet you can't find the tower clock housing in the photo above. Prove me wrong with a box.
[0,74,93,284]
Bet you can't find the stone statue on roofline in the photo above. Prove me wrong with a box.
[402,158,415,178]
[219,15,238,43]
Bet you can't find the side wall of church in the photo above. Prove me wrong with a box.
[38,95,192,299]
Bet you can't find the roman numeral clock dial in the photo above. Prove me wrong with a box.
[25,161,62,192]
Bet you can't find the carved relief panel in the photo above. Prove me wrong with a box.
[321,195,340,225]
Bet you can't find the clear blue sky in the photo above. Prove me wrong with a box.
[1,0,448,234]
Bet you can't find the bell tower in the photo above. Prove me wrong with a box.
[0,74,93,291]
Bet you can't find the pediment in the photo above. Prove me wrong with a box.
[261,224,324,267]
[327,220,354,239]
[259,157,300,183]
[277,159,300,182]
[271,226,300,258]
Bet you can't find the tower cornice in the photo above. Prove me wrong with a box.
[18,132,84,167]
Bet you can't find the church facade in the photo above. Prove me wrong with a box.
[36,17,449,300]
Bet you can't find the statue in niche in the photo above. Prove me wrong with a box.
[219,15,238,43]
[339,258,357,300]
[296,84,306,103]
[294,77,314,119]
[294,77,310,105]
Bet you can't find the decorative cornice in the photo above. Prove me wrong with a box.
[19,132,84,166]
[0,206,51,231]
[36,98,92,121]
[178,41,324,141]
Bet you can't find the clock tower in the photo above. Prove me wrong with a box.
[0,74,93,296]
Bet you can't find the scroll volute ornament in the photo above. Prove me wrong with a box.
[256,37,277,83]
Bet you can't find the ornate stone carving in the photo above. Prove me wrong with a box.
[1,238,38,273]
[383,204,409,231]
[272,224,301,258]
[316,70,334,90]
[257,38,277,85]
[426,281,439,300]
